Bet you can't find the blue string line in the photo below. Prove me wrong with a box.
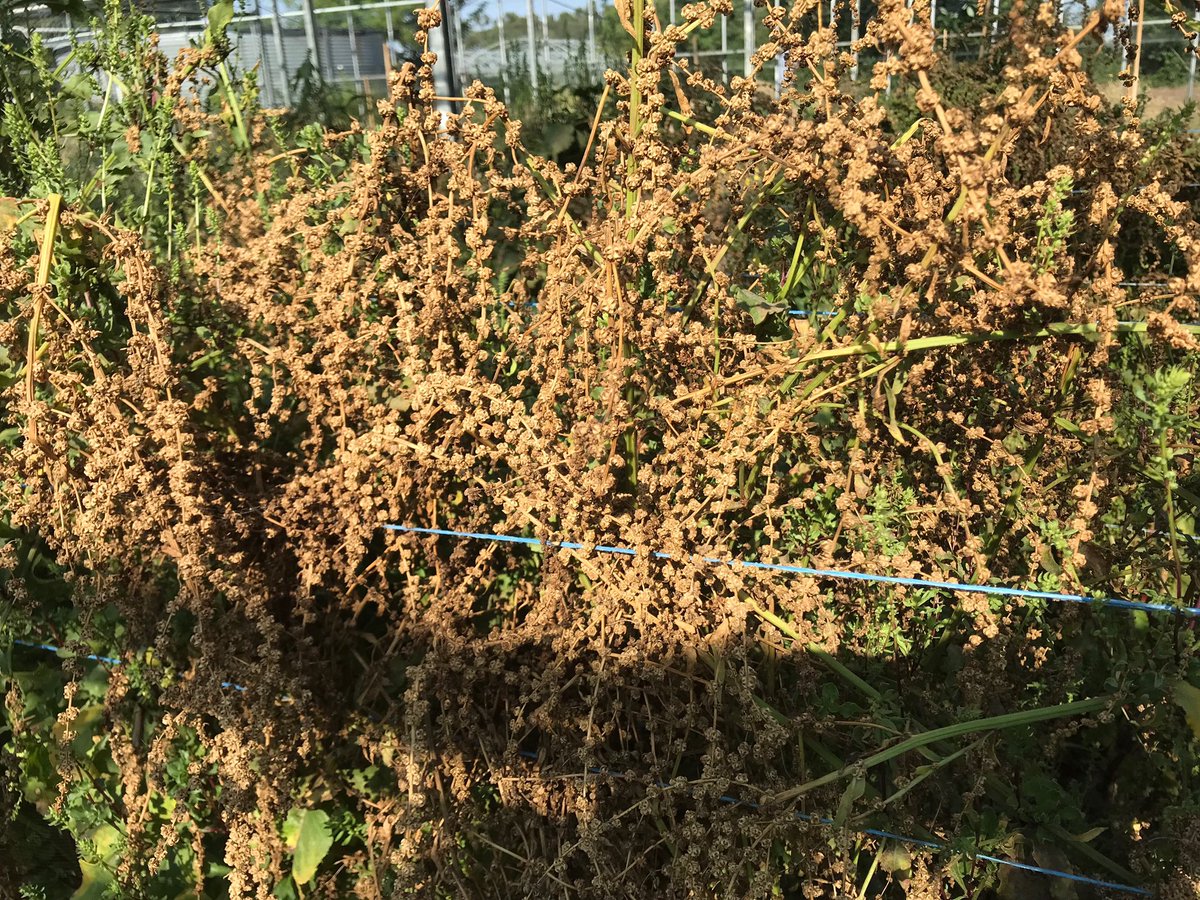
[6,639,1152,894]
[5,624,1152,891]
[13,638,122,666]
[525,300,1195,324]
[383,525,1200,617]
[10,638,247,691]
[513,750,1151,895]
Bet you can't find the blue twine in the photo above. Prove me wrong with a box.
[4,635,1154,895]
[13,638,121,666]
[513,750,1151,895]
[4,623,1153,892]
[527,299,1193,323]
[11,638,247,691]
[383,525,1200,617]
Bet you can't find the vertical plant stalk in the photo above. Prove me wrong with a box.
[1129,0,1146,104]
[218,60,251,152]
[1160,431,1185,602]
[626,0,645,220]
[26,193,63,449]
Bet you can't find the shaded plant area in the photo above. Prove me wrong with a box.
[1,0,1200,897]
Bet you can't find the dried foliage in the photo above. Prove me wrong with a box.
[2,0,1200,897]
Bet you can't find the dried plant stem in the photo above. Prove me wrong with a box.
[1129,0,1146,104]
[673,321,1198,406]
[25,192,62,448]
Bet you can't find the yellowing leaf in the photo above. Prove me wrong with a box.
[283,807,332,886]
[0,197,22,230]
[1172,679,1200,740]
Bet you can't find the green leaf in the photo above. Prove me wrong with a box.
[283,808,332,886]
[878,844,911,877]
[0,198,23,231]
[541,122,575,158]
[775,696,1111,803]
[207,0,234,36]
[1171,679,1200,741]
[833,774,866,828]
[733,286,765,308]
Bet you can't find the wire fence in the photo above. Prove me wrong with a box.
[15,502,1196,896]
[13,0,1200,119]
[1,641,1157,895]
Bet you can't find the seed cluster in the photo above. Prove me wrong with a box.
[2,1,1198,896]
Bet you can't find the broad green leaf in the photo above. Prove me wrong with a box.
[541,122,576,157]
[283,808,332,886]
[833,774,866,828]
[207,0,234,35]
[1172,679,1200,740]
[878,844,911,876]
[72,825,122,900]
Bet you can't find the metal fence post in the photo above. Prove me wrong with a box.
[253,0,274,106]
[347,10,362,83]
[588,0,597,71]
[270,0,292,106]
[429,0,460,120]
[451,0,466,86]
[720,12,728,81]
[497,0,511,100]
[300,0,322,77]
[540,0,550,75]
[526,0,539,93]
[743,0,753,77]
[851,0,859,80]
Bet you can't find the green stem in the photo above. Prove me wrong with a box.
[1161,432,1185,602]
[773,696,1111,803]
[799,321,1200,367]
[218,60,250,152]
[626,0,645,221]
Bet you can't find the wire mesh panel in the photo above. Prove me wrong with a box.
[14,0,1200,121]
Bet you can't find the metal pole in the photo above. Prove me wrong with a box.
[851,0,859,80]
[347,9,364,116]
[433,0,460,117]
[451,0,467,83]
[526,0,538,93]
[720,13,728,82]
[385,5,394,44]
[253,0,274,106]
[497,0,511,99]
[743,0,753,77]
[930,0,936,30]
[300,0,322,74]
[540,0,550,76]
[588,0,596,71]
[669,0,675,24]
[348,11,362,82]
[1190,46,1197,100]
[300,0,322,77]
[269,0,292,106]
